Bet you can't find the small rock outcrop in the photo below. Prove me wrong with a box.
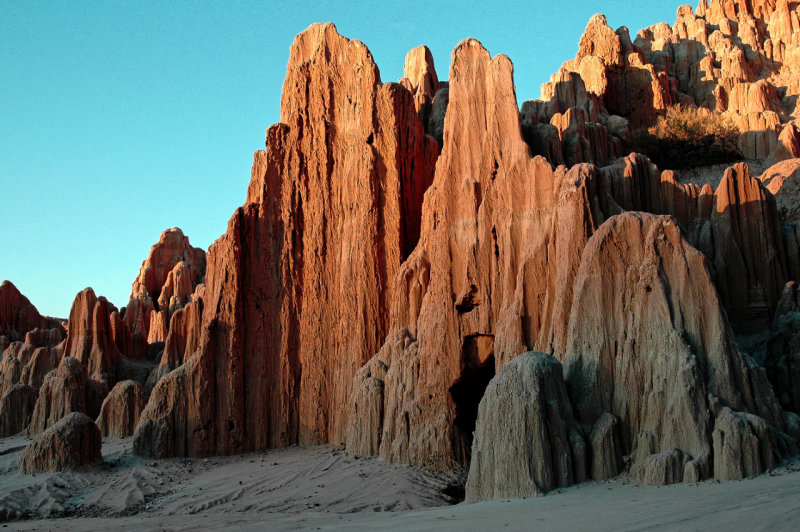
[130,228,206,309]
[0,384,38,437]
[465,352,586,502]
[95,380,147,438]
[62,288,121,385]
[588,412,623,480]
[0,281,63,342]
[18,412,103,474]
[713,407,775,481]
[27,356,87,435]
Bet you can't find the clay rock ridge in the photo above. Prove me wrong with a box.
[522,1,800,168]
[346,35,799,491]
[127,22,800,491]
[134,22,438,457]
[0,280,64,343]
[18,412,103,474]
[127,227,206,345]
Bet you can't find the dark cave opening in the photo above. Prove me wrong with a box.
[449,334,495,464]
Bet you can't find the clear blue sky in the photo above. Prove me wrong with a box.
[1,1,680,318]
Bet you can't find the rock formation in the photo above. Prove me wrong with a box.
[92,4,800,498]
[465,352,586,502]
[18,412,103,474]
[27,356,88,435]
[602,155,790,331]
[399,45,440,128]
[134,22,438,457]
[154,296,203,382]
[712,407,776,481]
[0,341,36,397]
[0,281,63,342]
[759,158,800,222]
[127,227,206,342]
[62,288,121,385]
[523,1,800,168]
[0,383,38,437]
[130,227,206,308]
[96,380,146,438]
[763,281,800,413]
[347,38,614,467]
[563,212,784,484]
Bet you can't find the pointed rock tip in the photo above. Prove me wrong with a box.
[288,22,374,71]
[588,13,609,27]
[403,45,436,74]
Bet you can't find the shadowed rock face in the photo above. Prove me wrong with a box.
[27,356,88,435]
[0,384,38,437]
[601,155,790,332]
[134,22,438,457]
[96,380,146,438]
[564,212,783,485]
[0,281,64,343]
[19,412,103,474]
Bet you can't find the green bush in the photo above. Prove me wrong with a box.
[633,105,742,170]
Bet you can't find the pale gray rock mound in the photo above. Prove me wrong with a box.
[465,352,586,502]
[713,407,775,481]
[18,412,103,474]
[589,412,622,480]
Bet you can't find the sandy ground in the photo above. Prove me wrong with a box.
[1,435,799,531]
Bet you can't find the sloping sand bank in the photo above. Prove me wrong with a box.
[1,435,798,531]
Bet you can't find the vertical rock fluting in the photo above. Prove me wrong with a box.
[601,155,790,331]
[62,288,121,386]
[563,212,784,485]
[347,39,615,466]
[346,37,794,487]
[27,356,88,435]
[129,227,206,310]
[135,23,438,457]
[127,227,206,344]
[96,380,147,438]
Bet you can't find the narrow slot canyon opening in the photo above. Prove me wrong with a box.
[449,334,495,465]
